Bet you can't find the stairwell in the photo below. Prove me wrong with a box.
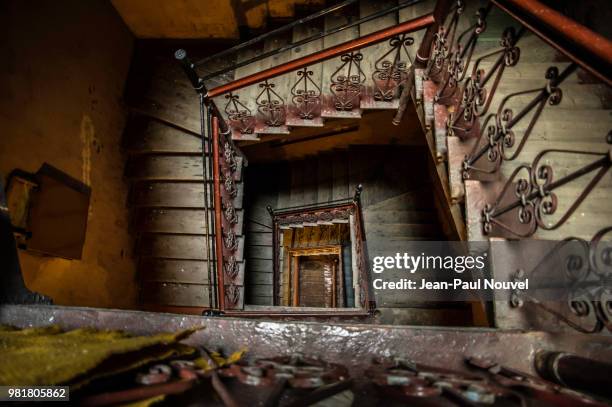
[120,0,611,329]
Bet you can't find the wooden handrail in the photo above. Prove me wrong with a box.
[207,13,435,98]
[493,0,612,86]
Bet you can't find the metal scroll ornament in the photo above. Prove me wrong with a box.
[510,227,612,333]
[463,65,569,179]
[223,203,238,225]
[223,230,238,251]
[434,6,487,106]
[256,80,286,126]
[372,35,414,101]
[223,141,237,172]
[224,93,255,135]
[482,148,611,238]
[424,0,465,83]
[330,52,366,111]
[223,255,240,283]
[447,26,522,140]
[291,67,321,120]
[225,284,241,308]
[222,173,237,198]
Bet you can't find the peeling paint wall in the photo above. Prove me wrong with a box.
[0,1,137,308]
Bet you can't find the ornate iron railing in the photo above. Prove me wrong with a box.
[174,0,612,314]
[291,67,322,120]
[481,149,611,238]
[462,63,577,180]
[447,26,524,140]
[510,227,612,333]
[372,34,414,102]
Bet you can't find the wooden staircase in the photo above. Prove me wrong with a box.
[123,114,247,311]
[202,0,433,141]
[411,1,612,330]
[122,0,611,325]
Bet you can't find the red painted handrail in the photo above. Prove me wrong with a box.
[207,13,435,98]
[493,0,612,85]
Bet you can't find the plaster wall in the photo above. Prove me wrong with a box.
[0,1,136,308]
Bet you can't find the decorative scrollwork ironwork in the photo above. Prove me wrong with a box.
[463,65,575,179]
[225,284,241,307]
[222,173,237,198]
[432,5,488,106]
[511,227,612,333]
[223,203,238,225]
[223,141,237,172]
[447,26,523,140]
[424,0,465,83]
[223,255,240,282]
[291,67,321,120]
[256,80,286,126]
[224,92,255,134]
[482,148,611,238]
[372,34,414,101]
[223,230,238,251]
[330,52,366,111]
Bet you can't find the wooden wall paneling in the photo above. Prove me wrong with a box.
[302,157,318,206]
[289,159,305,207]
[332,150,349,201]
[317,153,333,203]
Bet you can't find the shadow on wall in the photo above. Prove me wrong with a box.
[0,0,137,308]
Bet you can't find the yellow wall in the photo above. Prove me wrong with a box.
[110,0,325,39]
[0,1,137,308]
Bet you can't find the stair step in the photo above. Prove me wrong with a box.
[365,222,442,237]
[130,181,243,210]
[138,233,244,261]
[123,116,204,154]
[139,258,213,284]
[134,208,244,235]
[125,155,242,181]
[141,282,212,307]
[363,210,438,224]
[366,191,434,211]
